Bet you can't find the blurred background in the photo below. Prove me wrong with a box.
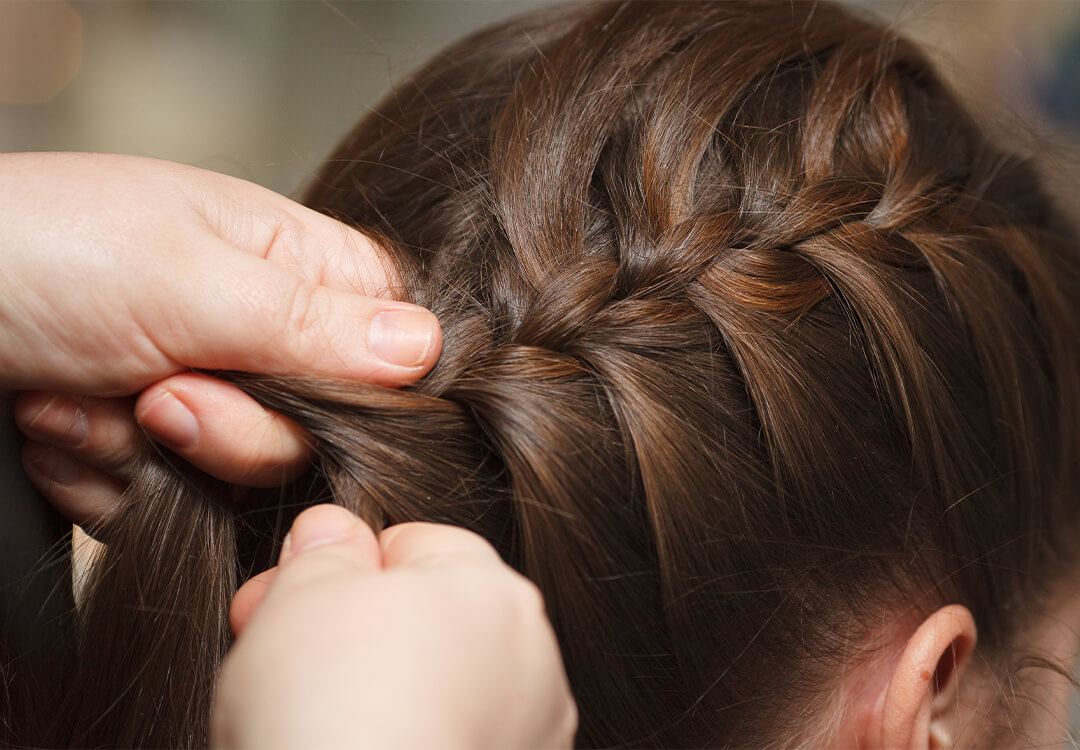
[2,0,1080,739]
[0,1,555,196]
[1,1,1078,207]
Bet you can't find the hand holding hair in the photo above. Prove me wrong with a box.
[2,152,441,523]
[211,504,578,750]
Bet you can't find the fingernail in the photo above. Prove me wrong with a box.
[369,309,437,368]
[28,448,82,488]
[138,391,199,450]
[289,505,358,554]
[23,396,88,448]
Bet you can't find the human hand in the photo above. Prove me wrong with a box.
[212,505,577,750]
[3,152,440,524]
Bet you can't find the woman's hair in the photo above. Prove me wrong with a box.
[5,1,1080,746]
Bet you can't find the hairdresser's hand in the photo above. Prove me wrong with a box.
[212,505,577,750]
[3,152,441,525]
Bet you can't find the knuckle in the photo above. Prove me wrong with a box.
[283,281,329,345]
[12,391,46,430]
[96,426,132,467]
[92,417,142,478]
[265,213,306,264]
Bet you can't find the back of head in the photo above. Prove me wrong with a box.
[10,1,1080,747]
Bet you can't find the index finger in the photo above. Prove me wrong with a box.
[177,163,401,298]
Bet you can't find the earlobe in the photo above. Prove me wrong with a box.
[879,604,977,750]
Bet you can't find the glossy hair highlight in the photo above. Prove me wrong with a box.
[5,1,1080,746]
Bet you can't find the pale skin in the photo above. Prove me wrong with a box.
[9,152,1076,748]
[818,579,1080,748]
[216,505,577,750]
[4,152,576,749]
[4,150,441,516]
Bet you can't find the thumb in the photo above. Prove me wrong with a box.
[229,505,381,636]
[279,504,381,568]
[157,238,442,387]
[378,522,505,570]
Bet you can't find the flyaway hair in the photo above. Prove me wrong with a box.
[3,1,1079,747]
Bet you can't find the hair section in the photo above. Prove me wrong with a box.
[5,1,1079,747]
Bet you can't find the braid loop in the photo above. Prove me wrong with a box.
[42,3,1080,749]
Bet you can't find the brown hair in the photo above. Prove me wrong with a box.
[5,1,1080,746]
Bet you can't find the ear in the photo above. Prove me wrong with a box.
[878,604,977,750]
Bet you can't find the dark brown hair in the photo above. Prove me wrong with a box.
[5,1,1080,746]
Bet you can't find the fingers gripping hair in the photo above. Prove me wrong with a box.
[22,1,1080,748]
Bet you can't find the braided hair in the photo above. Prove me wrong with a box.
[16,2,1080,747]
